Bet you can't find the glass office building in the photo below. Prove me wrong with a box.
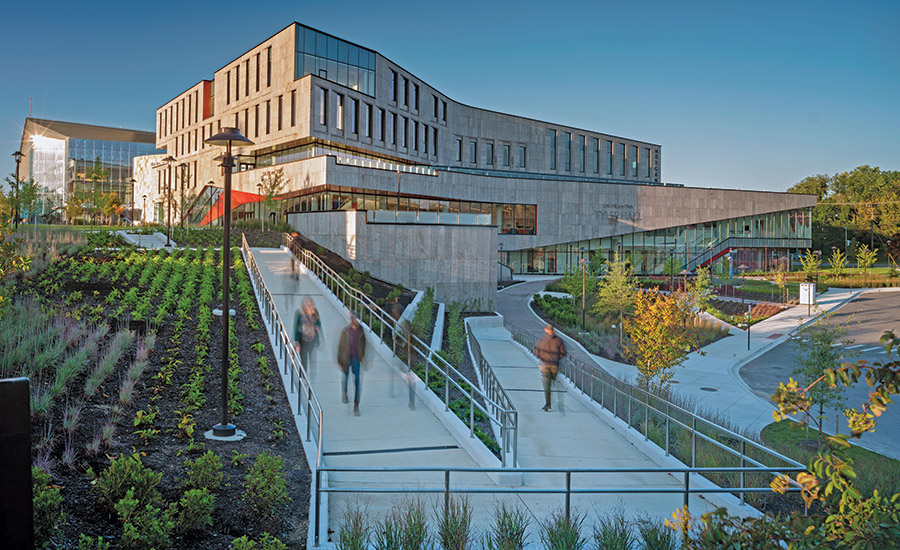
[67,138,163,206]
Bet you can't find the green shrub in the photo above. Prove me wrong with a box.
[242,451,291,520]
[637,518,677,550]
[337,502,370,550]
[484,502,529,550]
[593,511,636,550]
[231,533,288,550]
[435,496,473,550]
[183,450,224,492]
[373,509,404,550]
[77,534,111,550]
[177,487,214,533]
[540,511,586,550]
[89,452,162,510]
[114,488,175,550]
[33,467,64,548]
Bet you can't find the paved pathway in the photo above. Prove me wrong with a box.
[117,230,173,249]
[498,280,860,436]
[249,250,755,547]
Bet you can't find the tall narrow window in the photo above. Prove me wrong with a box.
[441,100,447,122]
[226,72,231,105]
[391,71,397,102]
[266,100,271,134]
[256,53,260,92]
[363,104,371,137]
[412,121,418,151]
[519,146,526,168]
[423,124,428,154]
[503,145,510,166]
[549,130,557,170]
[433,127,438,157]
[592,138,599,173]
[619,143,626,176]
[266,46,272,87]
[433,95,438,117]
[632,145,638,177]
[456,139,462,162]
[606,140,613,174]
[318,88,326,126]
[402,77,408,106]
[245,59,250,96]
[401,117,407,147]
[564,132,571,171]
[187,96,191,126]
[243,108,249,134]
[379,108,386,141]
[413,84,419,110]
[644,147,651,178]
[350,99,359,134]
[389,112,396,144]
[254,104,260,137]
[336,95,344,130]
[579,135,585,173]
[469,140,477,164]
[235,67,239,102]
[486,143,494,165]
[277,96,283,131]
[291,90,296,126]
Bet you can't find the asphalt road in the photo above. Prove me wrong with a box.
[739,290,900,460]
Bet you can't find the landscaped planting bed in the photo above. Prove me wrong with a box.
[6,244,309,549]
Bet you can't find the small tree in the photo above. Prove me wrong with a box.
[773,265,788,303]
[662,256,679,288]
[101,192,121,225]
[792,314,856,438]
[799,249,821,283]
[625,289,695,392]
[686,266,712,317]
[713,255,731,285]
[559,264,596,303]
[65,193,84,226]
[592,252,636,345]
[0,218,31,317]
[855,244,878,287]
[828,248,847,279]
[258,168,289,231]
[588,251,607,276]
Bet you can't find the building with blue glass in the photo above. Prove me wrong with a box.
[154,22,815,301]
[17,118,162,223]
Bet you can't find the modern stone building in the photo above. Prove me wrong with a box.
[154,22,815,302]
[18,118,162,223]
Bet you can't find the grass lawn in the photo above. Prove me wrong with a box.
[761,420,900,498]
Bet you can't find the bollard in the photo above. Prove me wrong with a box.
[0,378,33,550]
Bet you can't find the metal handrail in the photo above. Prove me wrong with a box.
[503,320,803,501]
[314,464,805,545]
[466,325,518,465]
[241,234,324,467]
[283,233,518,468]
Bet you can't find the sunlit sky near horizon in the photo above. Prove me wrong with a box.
[1,0,897,193]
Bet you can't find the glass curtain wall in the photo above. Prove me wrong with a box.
[503,209,812,275]
[66,138,163,208]
[295,24,376,96]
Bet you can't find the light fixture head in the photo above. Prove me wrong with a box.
[162,155,177,163]
[205,127,253,147]
[12,150,25,160]
[178,162,188,168]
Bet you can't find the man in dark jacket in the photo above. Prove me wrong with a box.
[337,315,367,416]
[533,324,566,412]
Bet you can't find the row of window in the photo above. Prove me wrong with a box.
[318,87,439,158]
[225,46,273,106]
[159,88,201,139]
[456,139,527,169]
[295,24,376,96]
[389,70,448,123]
[548,130,653,179]
[155,160,199,194]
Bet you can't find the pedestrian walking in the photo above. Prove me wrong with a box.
[533,324,566,411]
[293,297,321,371]
[337,314,367,416]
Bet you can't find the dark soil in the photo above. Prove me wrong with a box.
[710,298,786,319]
[15,247,310,549]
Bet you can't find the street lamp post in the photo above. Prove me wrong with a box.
[668,248,675,290]
[256,182,263,231]
[745,306,751,350]
[178,163,188,232]
[208,182,215,227]
[162,156,177,246]
[739,264,748,306]
[204,127,254,439]
[129,178,137,227]
[579,256,588,332]
[11,151,24,229]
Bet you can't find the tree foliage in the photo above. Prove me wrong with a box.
[799,249,821,283]
[258,168,288,231]
[592,252,635,344]
[624,289,695,391]
[686,266,711,316]
[828,248,847,279]
[855,244,878,285]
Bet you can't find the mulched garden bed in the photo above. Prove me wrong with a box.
[10,246,310,549]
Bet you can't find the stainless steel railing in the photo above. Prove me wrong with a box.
[504,320,803,501]
[283,234,518,468]
[241,234,324,467]
[314,464,805,545]
[466,325,518,465]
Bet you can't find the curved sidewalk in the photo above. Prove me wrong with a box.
[498,279,861,436]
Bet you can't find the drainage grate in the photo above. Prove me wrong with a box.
[699,387,718,392]
[323,444,459,457]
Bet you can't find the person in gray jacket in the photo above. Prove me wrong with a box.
[533,324,566,412]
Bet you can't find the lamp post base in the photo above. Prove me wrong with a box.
[205,425,246,441]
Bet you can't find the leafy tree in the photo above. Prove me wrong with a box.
[855,244,878,286]
[662,255,679,284]
[65,192,84,226]
[0,218,31,317]
[592,252,636,345]
[559,264,596,303]
[686,266,711,316]
[827,248,847,279]
[258,168,288,231]
[713,256,730,285]
[669,331,900,549]
[773,265,788,303]
[625,289,695,392]
[791,314,856,439]
[787,173,830,201]
[100,192,121,225]
[799,249,821,283]
[588,251,607,276]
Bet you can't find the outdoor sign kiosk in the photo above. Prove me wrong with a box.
[799,282,816,315]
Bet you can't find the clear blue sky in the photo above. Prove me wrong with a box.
[1,0,898,192]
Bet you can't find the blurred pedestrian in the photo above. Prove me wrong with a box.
[293,297,321,371]
[337,314,367,416]
[533,324,566,412]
